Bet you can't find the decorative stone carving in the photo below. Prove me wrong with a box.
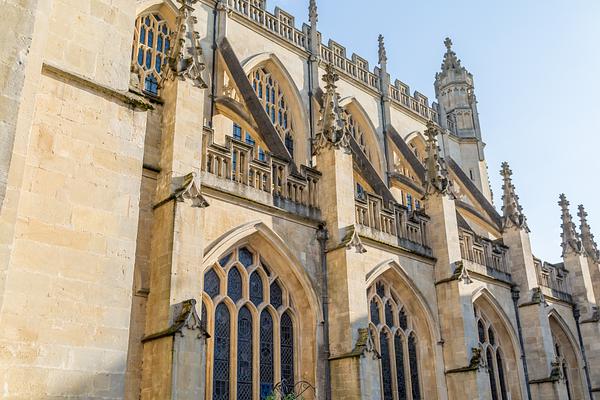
[353,327,378,358]
[423,121,451,197]
[313,64,351,155]
[559,194,582,256]
[468,347,484,370]
[342,226,367,254]
[531,287,547,306]
[172,172,209,208]
[452,261,472,285]
[167,0,208,89]
[578,204,599,262]
[142,299,209,342]
[309,0,318,26]
[378,34,387,66]
[500,162,529,232]
[439,37,464,74]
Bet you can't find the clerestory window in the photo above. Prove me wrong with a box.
[131,13,173,96]
[203,246,297,399]
[475,308,509,400]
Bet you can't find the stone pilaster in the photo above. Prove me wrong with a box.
[140,2,210,398]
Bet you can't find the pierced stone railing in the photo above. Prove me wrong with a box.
[355,191,432,257]
[388,82,438,122]
[459,229,511,281]
[227,0,307,48]
[533,258,573,303]
[202,130,320,216]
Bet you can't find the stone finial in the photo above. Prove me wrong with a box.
[309,0,318,26]
[167,0,208,89]
[559,194,582,256]
[500,162,529,232]
[378,34,387,66]
[578,205,599,262]
[423,121,450,196]
[313,64,351,155]
[440,36,462,72]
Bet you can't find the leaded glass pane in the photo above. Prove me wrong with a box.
[260,258,271,276]
[380,331,393,400]
[487,349,498,400]
[239,247,254,268]
[250,272,264,305]
[496,351,508,400]
[385,301,394,328]
[399,308,408,331]
[204,269,220,299]
[478,320,486,343]
[219,252,233,268]
[260,311,274,399]
[237,307,253,400]
[376,282,385,298]
[394,334,407,400]
[270,281,283,309]
[408,334,421,400]
[213,304,230,400]
[227,268,243,302]
[280,313,294,393]
[488,328,496,346]
[370,299,381,326]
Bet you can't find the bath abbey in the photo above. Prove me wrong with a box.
[1,0,600,398]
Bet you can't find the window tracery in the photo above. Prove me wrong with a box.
[131,13,173,96]
[249,68,295,158]
[553,336,573,400]
[204,246,297,399]
[347,113,372,162]
[475,308,508,400]
[368,280,422,400]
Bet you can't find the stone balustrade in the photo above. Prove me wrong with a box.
[459,229,511,282]
[533,258,573,303]
[202,130,320,217]
[355,191,432,257]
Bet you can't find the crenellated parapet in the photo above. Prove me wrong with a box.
[533,257,572,303]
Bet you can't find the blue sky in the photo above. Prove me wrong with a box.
[270,0,600,262]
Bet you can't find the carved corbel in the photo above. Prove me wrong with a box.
[172,172,209,208]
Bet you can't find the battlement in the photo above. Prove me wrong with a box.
[224,0,439,122]
[533,257,572,303]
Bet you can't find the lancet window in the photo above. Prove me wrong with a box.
[249,68,295,158]
[204,246,297,399]
[368,280,421,400]
[475,308,508,400]
[131,13,173,96]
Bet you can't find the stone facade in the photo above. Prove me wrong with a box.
[0,0,598,399]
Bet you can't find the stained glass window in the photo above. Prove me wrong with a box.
[488,328,496,346]
[250,272,264,305]
[285,133,294,159]
[233,124,243,141]
[249,67,294,157]
[281,313,295,392]
[270,281,283,309]
[394,334,407,400]
[131,13,173,96]
[227,267,243,302]
[408,334,421,400]
[204,269,220,299]
[478,320,486,343]
[380,331,393,400]
[239,247,254,268]
[487,349,498,400]
[237,307,253,400]
[260,311,274,399]
[369,281,421,400]
[496,352,508,400]
[213,304,230,400]
[385,301,394,327]
[205,246,298,400]
[370,299,381,326]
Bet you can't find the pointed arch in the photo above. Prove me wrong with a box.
[242,53,310,164]
[339,97,385,177]
[404,130,427,165]
[365,259,441,400]
[472,288,525,400]
[548,309,587,400]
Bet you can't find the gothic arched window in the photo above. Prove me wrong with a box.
[553,336,573,400]
[131,13,173,96]
[204,246,297,400]
[475,308,508,400]
[368,280,422,400]
[249,68,295,157]
[347,113,372,162]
